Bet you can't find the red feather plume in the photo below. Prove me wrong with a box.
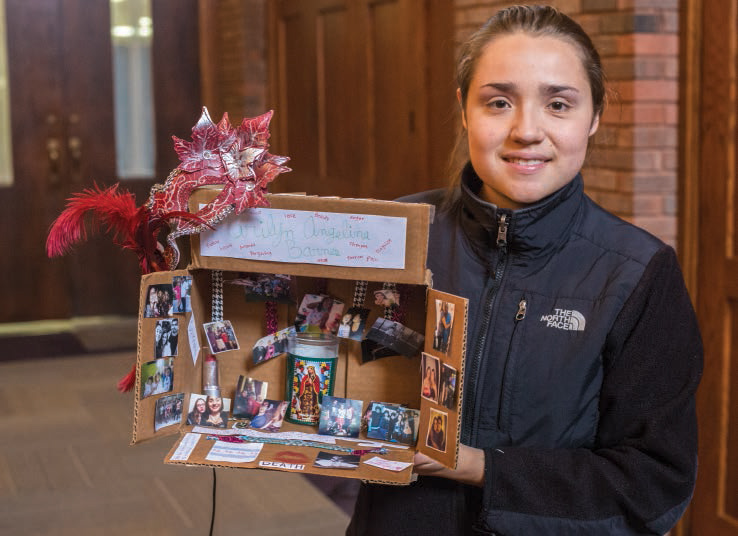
[46,183,210,392]
[46,183,208,274]
[117,363,137,393]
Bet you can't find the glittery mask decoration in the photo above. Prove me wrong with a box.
[146,107,291,269]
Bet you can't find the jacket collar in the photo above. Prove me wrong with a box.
[458,163,584,260]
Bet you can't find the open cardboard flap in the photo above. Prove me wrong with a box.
[130,192,467,485]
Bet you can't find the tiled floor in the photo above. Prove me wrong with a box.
[0,351,355,535]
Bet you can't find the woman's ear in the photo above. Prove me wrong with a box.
[589,112,600,137]
[457,88,467,130]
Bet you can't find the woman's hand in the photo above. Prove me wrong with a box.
[413,444,485,487]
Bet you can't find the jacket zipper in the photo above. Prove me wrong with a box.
[460,213,510,444]
[497,297,527,431]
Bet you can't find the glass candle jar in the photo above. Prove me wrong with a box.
[285,332,338,425]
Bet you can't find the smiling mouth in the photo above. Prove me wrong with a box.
[504,157,548,165]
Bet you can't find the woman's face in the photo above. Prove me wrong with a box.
[461,32,599,209]
[155,324,162,339]
[196,399,206,413]
[149,288,157,304]
[208,397,222,413]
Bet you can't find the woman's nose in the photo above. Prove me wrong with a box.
[510,106,544,143]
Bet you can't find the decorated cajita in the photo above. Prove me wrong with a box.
[46,106,467,485]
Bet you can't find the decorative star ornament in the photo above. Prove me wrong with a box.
[147,107,291,269]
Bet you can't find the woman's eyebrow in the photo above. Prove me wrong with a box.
[481,82,516,93]
[543,84,580,95]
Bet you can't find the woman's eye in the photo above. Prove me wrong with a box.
[549,101,570,112]
[487,99,509,110]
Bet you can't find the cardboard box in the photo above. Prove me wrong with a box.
[130,193,467,484]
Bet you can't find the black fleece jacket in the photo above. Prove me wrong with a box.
[347,166,703,535]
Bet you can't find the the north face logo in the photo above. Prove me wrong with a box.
[540,309,586,331]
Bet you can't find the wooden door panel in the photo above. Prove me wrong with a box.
[58,0,141,316]
[728,298,738,521]
[2,0,69,320]
[270,0,447,201]
[689,0,738,533]
[319,3,365,198]
[278,6,321,194]
[366,0,426,199]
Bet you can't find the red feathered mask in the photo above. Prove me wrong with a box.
[46,108,290,391]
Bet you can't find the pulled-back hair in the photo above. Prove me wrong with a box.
[444,5,606,204]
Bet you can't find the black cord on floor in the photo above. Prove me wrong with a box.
[209,468,216,536]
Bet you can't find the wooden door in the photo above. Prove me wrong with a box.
[268,0,455,200]
[0,0,140,321]
[0,0,201,323]
[683,0,738,533]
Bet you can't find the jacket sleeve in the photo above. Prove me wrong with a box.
[475,246,703,535]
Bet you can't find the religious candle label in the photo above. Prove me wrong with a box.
[199,206,407,269]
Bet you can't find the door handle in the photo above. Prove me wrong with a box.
[47,137,61,185]
[68,136,82,183]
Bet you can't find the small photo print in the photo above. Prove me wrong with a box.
[252,326,295,365]
[230,272,295,303]
[366,402,405,443]
[172,275,193,313]
[318,396,363,438]
[337,307,370,340]
[432,299,455,354]
[249,399,289,432]
[366,318,424,358]
[154,318,179,359]
[232,376,269,419]
[154,393,184,431]
[313,451,360,470]
[439,363,458,410]
[426,408,448,453]
[420,353,440,403]
[203,320,239,353]
[187,393,231,428]
[144,284,174,318]
[373,289,400,308]
[324,300,345,335]
[295,294,344,334]
[141,357,174,398]
[393,407,420,446]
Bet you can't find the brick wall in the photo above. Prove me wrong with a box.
[454,0,680,247]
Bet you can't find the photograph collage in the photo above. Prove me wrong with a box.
[137,271,463,481]
[418,297,463,455]
[141,277,192,411]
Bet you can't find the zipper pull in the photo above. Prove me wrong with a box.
[497,213,509,248]
[515,298,527,321]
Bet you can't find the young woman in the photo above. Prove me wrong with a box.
[426,415,447,452]
[347,5,702,535]
[203,396,228,428]
[249,400,273,429]
[187,397,207,426]
[420,365,434,400]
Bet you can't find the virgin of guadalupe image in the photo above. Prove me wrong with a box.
[297,365,321,420]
